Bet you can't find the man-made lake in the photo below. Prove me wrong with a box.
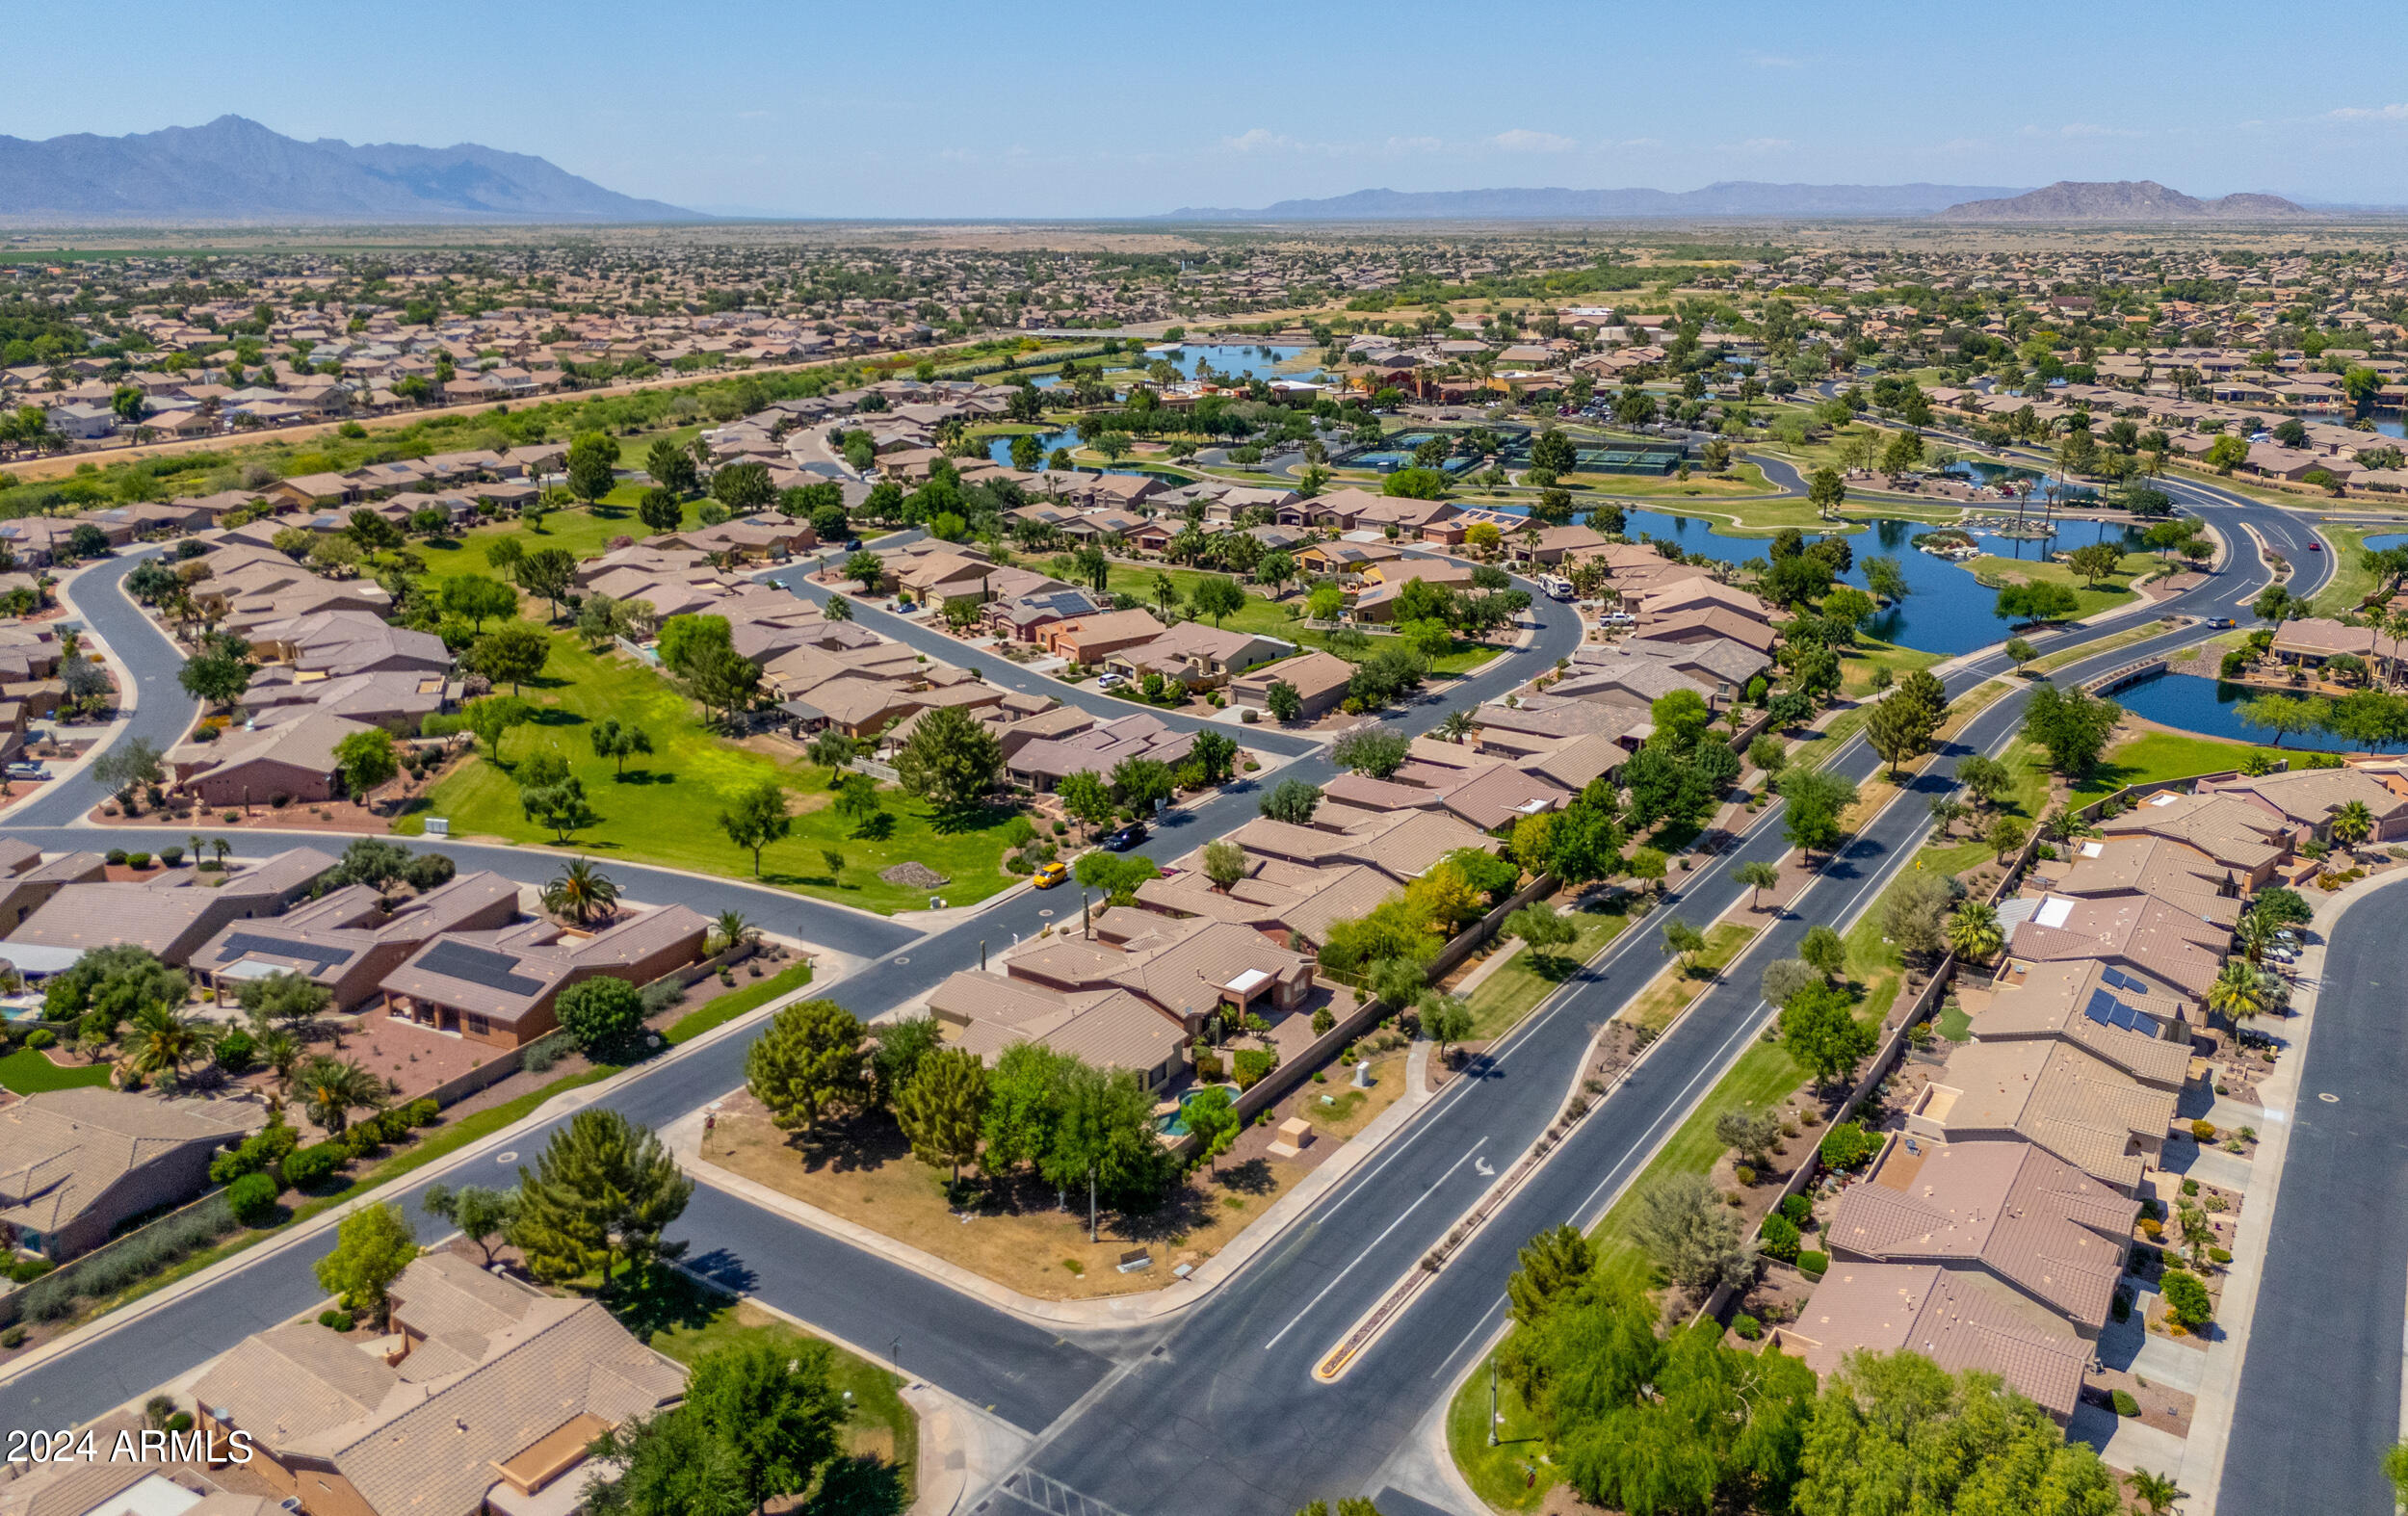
[1940,458,2097,500]
[1030,343,1322,391]
[2374,418,2404,439]
[1595,509,2151,658]
[2110,670,2408,753]
[2364,533,2408,554]
[986,428,1082,466]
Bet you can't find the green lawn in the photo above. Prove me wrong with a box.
[0,1046,112,1094]
[1840,636,1947,699]
[667,960,815,1044]
[1091,562,1309,643]
[2312,522,2377,616]
[618,1268,918,1500]
[2072,730,2263,799]
[1460,895,1639,1042]
[1447,1353,1558,1510]
[415,496,708,585]
[410,633,1017,913]
[1589,1037,1808,1296]
[2028,617,2175,675]
[1967,550,2148,619]
[1567,462,1777,499]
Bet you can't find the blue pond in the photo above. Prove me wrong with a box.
[1941,458,2097,500]
[2110,671,2408,753]
[2363,533,2408,554]
[2374,418,2404,439]
[1031,342,1320,391]
[1590,509,2148,658]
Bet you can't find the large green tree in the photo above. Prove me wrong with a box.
[746,998,869,1136]
[896,1047,990,1189]
[895,704,1003,812]
[510,1109,692,1289]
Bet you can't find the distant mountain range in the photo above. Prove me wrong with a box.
[1936,180,2311,221]
[0,116,702,223]
[1162,182,2032,220]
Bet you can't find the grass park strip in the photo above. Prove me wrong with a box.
[2311,521,2379,616]
[2072,729,2262,799]
[406,633,1020,915]
[2028,616,2176,675]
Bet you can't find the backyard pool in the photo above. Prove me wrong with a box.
[1156,1085,1232,1137]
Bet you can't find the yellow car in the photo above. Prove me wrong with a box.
[1032,860,1069,889]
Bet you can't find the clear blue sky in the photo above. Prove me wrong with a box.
[12,0,2405,218]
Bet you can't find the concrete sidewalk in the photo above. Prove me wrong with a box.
[667,1039,1437,1330]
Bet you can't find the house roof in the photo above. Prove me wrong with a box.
[1918,1036,2179,1190]
[0,1090,261,1237]
[196,1257,686,1516]
[1780,1263,2086,1420]
[2007,892,2227,999]
[1826,1138,2137,1330]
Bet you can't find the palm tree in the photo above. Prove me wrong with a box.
[2234,909,2275,965]
[2331,798,2373,850]
[2207,959,2273,1027]
[2384,608,2408,691]
[543,857,619,925]
[122,1003,216,1086]
[711,909,757,955]
[2125,1468,2185,1516]
[259,1029,304,1093]
[1944,902,2004,963]
[1437,710,1475,744]
[294,1056,386,1136]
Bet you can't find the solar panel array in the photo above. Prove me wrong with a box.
[2100,966,2152,995]
[214,931,354,975]
[414,939,547,998]
[2083,988,2153,1033]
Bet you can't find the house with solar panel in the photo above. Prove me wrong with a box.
[188,870,523,1011]
[377,904,711,1046]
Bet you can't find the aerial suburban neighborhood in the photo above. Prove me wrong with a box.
[0,10,2404,1516]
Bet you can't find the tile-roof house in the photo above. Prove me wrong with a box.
[190,871,522,1011]
[1772,1263,2087,1425]
[2201,765,2408,843]
[2097,790,2290,888]
[1903,1036,2179,1193]
[1825,1137,2137,1336]
[2003,891,2228,1001]
[380,904,710,1046]
[167,708,379,808]
[1229,649,1354,719]
[0,1089,264,1259]
[195,1253,686,1516]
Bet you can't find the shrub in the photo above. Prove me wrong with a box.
[1795,1249,1828,1277]
[0,1326,23,1348]
[2210,1246,2233,1265]
[160,847,184,867]
[127,852,151,870]
[401,1097,440,1128]
[1819,1121,1880,1171]
[2189,1118,2215,1141]
[318,1309,355,1332]
[280,1143,345,1189]
[1780,1193,1810,1224]
[521,1039,561,1074]
[1231,1048,1279,1090]
[163,1413,192,1434]
[1759,1212,1801,1262]
[2112,1389,2139,1417]
[105,849,127,866]
[1733,1163,1757,1187]
[214,1029,255,1073]
[2112,1289,2133,1322]
[2159,1268,2213,1328]
[2180,1176,2199,1195]
[1192,1047,1224,1082]
[211,1122,297,1186]
[1312,1006,1335,1035]
[1731,1313,1762,1341]
[226,1172,280,1226]
[24,1030,53,1050]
